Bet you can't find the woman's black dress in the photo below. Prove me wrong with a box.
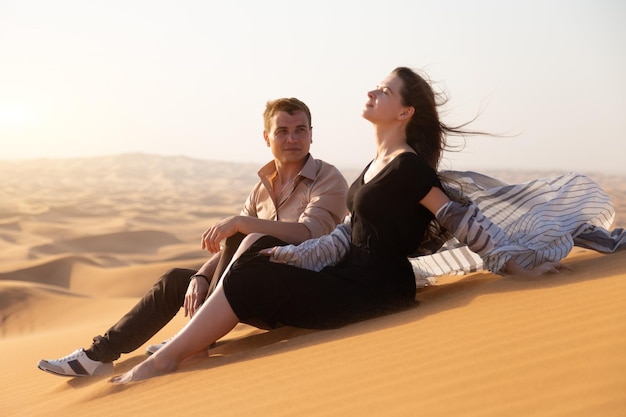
[222,153,441,329]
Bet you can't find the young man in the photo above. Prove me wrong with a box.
[37,98,348,377]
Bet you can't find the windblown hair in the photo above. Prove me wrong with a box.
[263,97,312,132]
[392,66,481,253]
[392,66,480,170]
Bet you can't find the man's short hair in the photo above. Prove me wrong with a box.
[263,98,312,132]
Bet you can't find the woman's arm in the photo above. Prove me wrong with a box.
[420,187,567,276]
[260,216,352,271]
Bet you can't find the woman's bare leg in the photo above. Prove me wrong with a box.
[208,232,266,296]
[216,233,265,278]
[233,233,266,257]
[110,283,238,384]
[110,234,267,384]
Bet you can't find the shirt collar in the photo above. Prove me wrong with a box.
[258,153,315,182]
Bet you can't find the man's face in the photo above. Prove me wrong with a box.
[264,110,312,164]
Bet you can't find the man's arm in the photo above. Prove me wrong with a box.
[237,216,312,243]
[201,215,311,252]
[195,251,221,277]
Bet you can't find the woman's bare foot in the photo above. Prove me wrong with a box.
[109,355,177,384]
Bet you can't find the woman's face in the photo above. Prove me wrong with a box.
[362,73,407,124]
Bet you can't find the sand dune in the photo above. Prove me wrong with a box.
[0,154,624,417]
[30,230,182,256]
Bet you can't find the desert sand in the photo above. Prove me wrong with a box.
[0,154,624,417]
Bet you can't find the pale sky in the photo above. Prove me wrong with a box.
[1,0,625,173]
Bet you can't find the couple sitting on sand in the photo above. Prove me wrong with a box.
[38,67,626,384]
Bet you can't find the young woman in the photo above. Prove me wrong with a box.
[110,67,567,383]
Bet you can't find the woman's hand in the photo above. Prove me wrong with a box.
[258,247,283,262]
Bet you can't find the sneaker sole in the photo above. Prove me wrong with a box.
[37,363,89,378]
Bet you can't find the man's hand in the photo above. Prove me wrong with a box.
[201,216,241,253]
[184,275,210,318]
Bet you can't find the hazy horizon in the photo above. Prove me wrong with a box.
[2,0,625,174]
[3,151,625,182]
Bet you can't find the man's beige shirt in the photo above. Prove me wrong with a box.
[241,154,348,238]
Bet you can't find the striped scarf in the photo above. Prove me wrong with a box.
[412,171,624,286]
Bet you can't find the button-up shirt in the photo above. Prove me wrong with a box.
[241,154,348,238]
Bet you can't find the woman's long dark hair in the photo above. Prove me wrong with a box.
[393,66,480,254]
[393,66,479,170]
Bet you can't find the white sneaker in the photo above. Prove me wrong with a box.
[37,348,113,377]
